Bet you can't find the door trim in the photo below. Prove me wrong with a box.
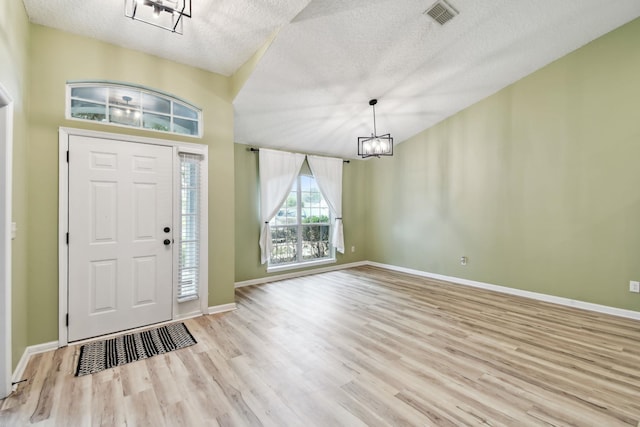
[58,127,209,346]
[0,83,13,398]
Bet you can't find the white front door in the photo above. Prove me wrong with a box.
[68,135,174,341]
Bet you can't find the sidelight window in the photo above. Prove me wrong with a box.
[178,153,202,301]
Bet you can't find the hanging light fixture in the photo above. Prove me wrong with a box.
[124,0,192,34]
[357,99,393,158]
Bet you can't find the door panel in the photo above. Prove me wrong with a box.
[132,256,157,305]
[92,182,117,242]
[68,135,173,341]
[91,260,117,312]
[133,183,157,239]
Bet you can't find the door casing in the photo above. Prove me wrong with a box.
[0,83,13,398]
[59,127,209,346]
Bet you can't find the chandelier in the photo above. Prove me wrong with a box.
[357,99,393,158]
[124,0,192,34]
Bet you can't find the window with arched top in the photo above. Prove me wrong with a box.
[66,81,202,138]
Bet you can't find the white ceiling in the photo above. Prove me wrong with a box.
[22,0,640,159]
[22,0,311,76]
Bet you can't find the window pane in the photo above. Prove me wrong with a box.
[181,214,198,238]
[174,102,199,119]
[305,208,329,223]
[109,106,141,127]
[308,179,319,193]
[181,161,198,186]
[71,86,107,103]
[174,117,198,135]
[182,189,199,214]
[180,241,198,268]
[109,87,140,110]
[319,208,329,222]
[143,112,170,132]
[142,93,171,114]
[274,208,297,225]
[270,226,298,264]
[178,266,198,302]
[302,225,330,260]
[70,99,106,122]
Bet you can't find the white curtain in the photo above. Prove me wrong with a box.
[259,149,305,264]
[307,155,344,254]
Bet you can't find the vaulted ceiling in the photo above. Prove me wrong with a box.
[22,0,640,158]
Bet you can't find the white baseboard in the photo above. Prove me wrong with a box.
[368,261,640,321]
[12,341,58,387]
[208,302,237,315]
[235,261,368,288]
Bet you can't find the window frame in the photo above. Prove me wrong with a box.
[267,173,335,272]
[65,81,203,138]
[177,153,203,302]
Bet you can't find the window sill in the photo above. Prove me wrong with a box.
[267,258,336,273]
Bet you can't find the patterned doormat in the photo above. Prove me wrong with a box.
[75,322,197,376]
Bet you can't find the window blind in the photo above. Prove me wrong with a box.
[178,153,202,302]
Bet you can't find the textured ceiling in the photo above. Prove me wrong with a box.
[234,0,640,158]
[21,0,640,159]
[21,0,311,76]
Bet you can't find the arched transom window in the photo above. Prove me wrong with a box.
[66,81,202,137]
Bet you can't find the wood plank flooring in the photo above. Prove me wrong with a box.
[2,266,640,426]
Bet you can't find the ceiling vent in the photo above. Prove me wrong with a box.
[424,0,459,25]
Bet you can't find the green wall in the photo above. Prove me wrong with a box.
[26,25,236,345]
[234,144,369,282]
[366,18,640,312]
[0,1,30,370]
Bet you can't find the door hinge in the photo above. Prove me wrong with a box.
[66,233,69,244]
[66,313,69,326]
[66,151,69,163]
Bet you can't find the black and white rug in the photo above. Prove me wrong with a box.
[75,322,197,376]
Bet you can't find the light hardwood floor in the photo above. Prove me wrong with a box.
[2,266,640,426]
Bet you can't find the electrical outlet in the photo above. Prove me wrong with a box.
[351,246,355,253]
[460,256,467,266]
[630,281,640,293]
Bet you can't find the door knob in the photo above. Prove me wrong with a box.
[164,227,171,233]
[163,239,171,246]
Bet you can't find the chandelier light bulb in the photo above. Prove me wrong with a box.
[363,140,372,153]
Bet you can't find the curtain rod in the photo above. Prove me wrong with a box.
[249,147,350,163]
